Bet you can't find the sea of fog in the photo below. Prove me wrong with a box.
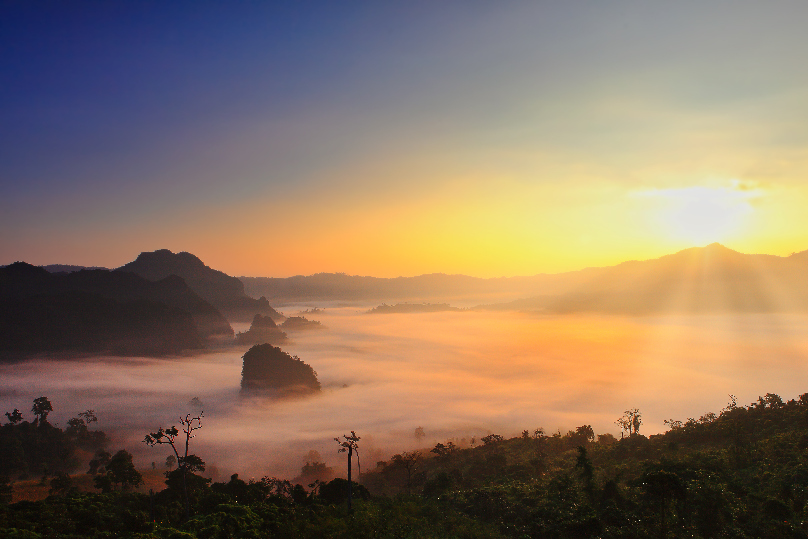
[3,308,808,482]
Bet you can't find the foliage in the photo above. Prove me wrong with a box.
[1,398,107,479]
[93,450,142,492]
[5,390,808,538]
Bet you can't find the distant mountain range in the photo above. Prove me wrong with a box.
[244,244,808,314]
[5,243,808,361]
[474,243,808,314]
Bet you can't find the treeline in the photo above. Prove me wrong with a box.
[0,398,107,480]
[4,392,808,537]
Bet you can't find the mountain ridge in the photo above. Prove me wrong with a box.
[117,249,284,322]
[240,243,808,313]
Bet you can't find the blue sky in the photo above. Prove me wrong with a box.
[3,1,808,276]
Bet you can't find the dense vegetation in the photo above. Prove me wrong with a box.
[3,391,808,537]
[0,398,108,480]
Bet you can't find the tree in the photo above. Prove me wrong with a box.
[481,434,504,445]
[49,472,73,496]
[93,450,142,492]
[106,450,143,490]
[576,425,595,443]
[5,409,23,425]
[575,446,595,503]
[414,426,425,442]
[641,469,686,539]
[144,412,204,519]
[166,454,177,470]
[616,408,642,437]
[0,476,12,504]
[334,431,360,511]
[88,449,111,475]
[31,397,53,425]
[78,410,97,424]
[390,451,421,495]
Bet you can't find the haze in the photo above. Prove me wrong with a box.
[3,2,808,487]
[3,305,807,480]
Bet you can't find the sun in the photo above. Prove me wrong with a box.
[636,181,760,246]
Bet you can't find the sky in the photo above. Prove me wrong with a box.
[3,1,808,278]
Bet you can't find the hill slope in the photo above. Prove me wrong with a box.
[119,250,283,322]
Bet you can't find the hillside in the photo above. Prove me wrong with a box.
[481,243,808,314]
[118,249,284,322]
[0,262,230,359]
[3,390,808,538]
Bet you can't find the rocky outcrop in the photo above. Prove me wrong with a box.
[236,314,287,345]
[240,344,320,394]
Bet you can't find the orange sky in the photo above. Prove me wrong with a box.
[3,3,808,277]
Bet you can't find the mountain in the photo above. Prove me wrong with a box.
[236,314,287,345]
[43,264,109,273]
[0,263,217,359]
[240,271,591,305]
[480,243,808,314]
[118,250,283,322]
[242,244,808,315]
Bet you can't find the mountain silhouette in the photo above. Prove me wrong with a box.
[0,262,220,359]
[236,314,287,345]
[241,243,808,314]
[482,243,808,314]
[118,250,283,322]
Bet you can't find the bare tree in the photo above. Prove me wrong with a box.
[334,431,360,510]
[144,412,203,519]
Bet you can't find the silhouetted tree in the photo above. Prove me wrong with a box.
[49,472,73,496]
[616,408,642,437]
[5,409,22,425]
[481,434,504,445]
[88,449,111,475]
[166,454,176,470]
[31,397,53,425]
[144,412,203,519]
[391,451,421,495]
[575,446,595,503]
[0,476,12,504]
[335,431,360,510]
[106,450,143,490]
[641,469,686,539]
[92,450,142,492]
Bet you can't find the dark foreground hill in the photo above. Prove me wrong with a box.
[0,262,232,360]
[118,250,283,322]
